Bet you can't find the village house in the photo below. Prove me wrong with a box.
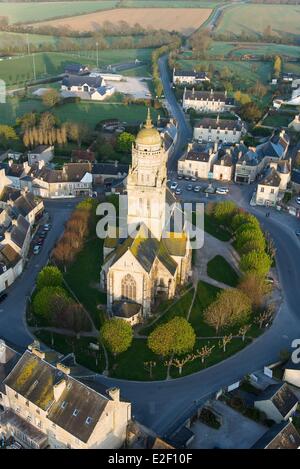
[61,75,114,101]
[212,149,234,181]
[252,421,300,449]
[27,145,54,166]
[92,162,129,186]
[178,143,218,180]
[234,130,290,184]
[64,63,89,75]
[182,88,235,113]
[255,160,291,206]
[254,383,298,423]
[283,358,300,389]
[193,116,246,144]
[288,114,300,132]
[173,68,210,85]
[0,343,131,449]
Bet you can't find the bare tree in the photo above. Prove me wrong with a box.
[238,324,251,342]
[167,355,193,376]
[219,334,233,353]
[144,361,156,379]
[194,344,215,364]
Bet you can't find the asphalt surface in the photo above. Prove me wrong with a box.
[1,60,300,438]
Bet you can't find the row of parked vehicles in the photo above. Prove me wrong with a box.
[33,223,51,255]
[170,175,229,197]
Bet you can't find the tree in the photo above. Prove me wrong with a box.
[273,55,282,78]
[234,91,251,105]
[168,355,193,376]
[148,317,196,357]
[0,125,18,148]
[204,289,252,334]
[238,324,251,342]
[100,318,133,356]
[52,239,75,271]
[36,266,63,291]
[255,306,274,329]
[56,302,91,333]
[33,286,68,320]
[236,227,266,254]
[239,102,262,123]
[238,273,269,309]
[144,361,156,378]
[232,212,260,233]
[240,251,272,278]
[42,89,60,108]
[194,344,215,364]
[115,132,135,153]
[219,334,233,352]
[213,201,237,227]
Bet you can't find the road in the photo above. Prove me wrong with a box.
[1,59,300,439]
[0,199,78,349]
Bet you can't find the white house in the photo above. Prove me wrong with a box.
[173,68,210,85]
[193,116,246,144]
[183,88,235,113]
[254,383,298,424]
[178,143,218,179]
[61,75,114,101]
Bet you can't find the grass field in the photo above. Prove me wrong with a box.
[207,255,239,287]
[215,4,300,39]
[32,7,212,35]
[0,49,153,86]
[119,0,223,6]
[1,1,118,24]
[176,57,273,87]
[0,97,160,128]
[206,41,300,59]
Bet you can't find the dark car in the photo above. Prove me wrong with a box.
[296,230,300,237]
[0,292,8,303]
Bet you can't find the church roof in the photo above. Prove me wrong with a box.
[162,232,188,257]
[135,109,161,147]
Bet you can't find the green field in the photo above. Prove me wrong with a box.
[176,57,273,87]
[0,98,160,128]
[207,255,239,287]
[119,0,224,6]
[206,41,300,59]
[0,1,118,24]
[0,49,153,86]
[215,4,300,39]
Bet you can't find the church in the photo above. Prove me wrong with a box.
[100,110,192,322]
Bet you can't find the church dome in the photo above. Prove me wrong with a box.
[135,109,161,146]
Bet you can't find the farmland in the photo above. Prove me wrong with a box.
[0,49,153,86]
[0,97,160,129]
[118,0,223,6]
[32,7,212,35]
[215,4,300,39]
[0,1,118,24]
[206,42,300,60]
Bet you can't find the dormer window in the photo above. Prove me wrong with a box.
[73,409,79,417]
[85,417,92,425]
[61,401,67,409]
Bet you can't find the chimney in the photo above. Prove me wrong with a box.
[4,230,11,243]
[0,340,8,364]
[216,114,220,125]
[225,90,227,97]
[53,379,67,402]
[38,160,45,170]
[213,142,218,153]
[56,362,71,375]
[108,387,120,402]
[30,347,45,360]
[8,159,13,167]
[192,87,195,95]
[23,161,30,174]
[114,160,118,168]
[238,151,243,160]
[221,159,224,166]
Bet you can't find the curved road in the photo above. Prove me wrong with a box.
[1,58,300,437]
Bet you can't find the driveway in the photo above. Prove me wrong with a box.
[190,400,266,449]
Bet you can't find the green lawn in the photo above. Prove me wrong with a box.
[215,4,300,39]
[189,281,220,336]
[1,1,118,24]
[205,41,300,59]
[204,213,232,241]
[207,255,239,287]
[34,330,106,373]
[0,49,153,87]
[0,97,159,129]
[262,113,294,128]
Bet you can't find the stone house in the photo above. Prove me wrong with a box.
[178,143,218,179]
[183,88,235,113]
[193,116,246,144]
[254,383,298,423]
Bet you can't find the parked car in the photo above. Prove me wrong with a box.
[0,292,8,303]
[191,176,197,182]
[194,185,201,192]
[295,230,300,237]
[33,245,41,255]
[187,184,193,191]
[296,197,300,205]
[175,188,182,195]
[43,224,51,231]
[170,181,178,191]
[37,239,44,246]
[38,231,47,238]
[216,187,229,195]
[184,176,190,181]
[177,174,183,180]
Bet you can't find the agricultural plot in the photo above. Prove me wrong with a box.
[206,41,300,60]
[119,0,223,6]
[0,1,118,24]
[32,8,212,35]
[0,49,153,87]
[215,4,300,39]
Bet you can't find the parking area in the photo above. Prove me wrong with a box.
[190,400,267,449]
[107,76,151,99]
[30,218,52,257]
[167,174,231,202]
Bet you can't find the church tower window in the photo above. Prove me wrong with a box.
[121,274,137,301]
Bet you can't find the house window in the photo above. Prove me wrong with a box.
[260,187,264,192]
[271,189,274,194]
[121,274,136,302]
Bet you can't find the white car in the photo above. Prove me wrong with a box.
[33,245,41,255]
[175,188,182,195]
[296,196,300,205]
[191,177,197,182]
[194,186,201,192]
[170,181,178,191]
[216,187,229,195]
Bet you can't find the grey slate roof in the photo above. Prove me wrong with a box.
[195,117,243,131]
[252,421,300,449]
[92,163,129,176]
[185,89,235,106]
[10,215,30,249]
[62,75,103,88]
[255,382,298,418]
[259,168,281,187]
[174,69,208,80]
